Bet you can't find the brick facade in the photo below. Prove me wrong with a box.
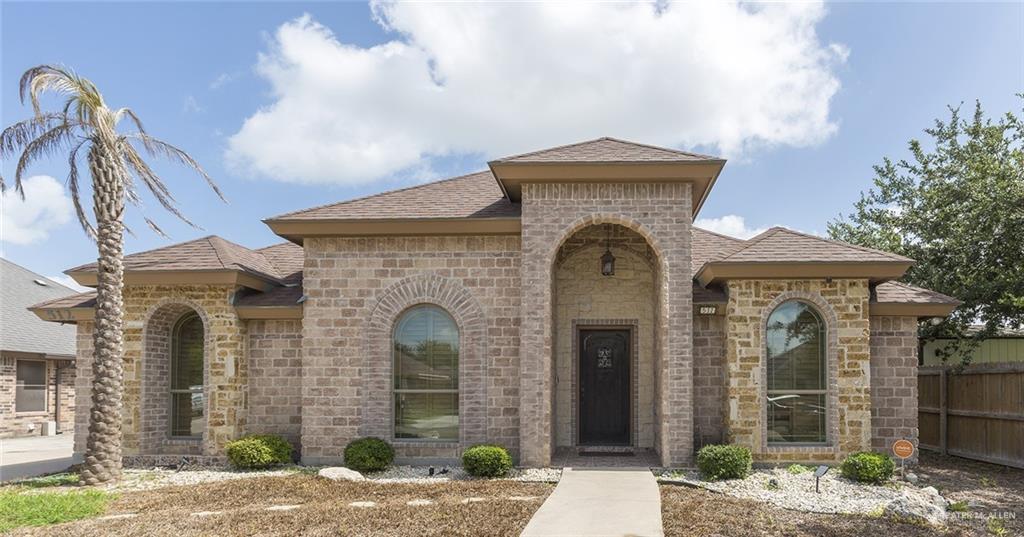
[0,352,75,438]
[724,280,873,463]
[869,315,919,459]
[693,315,726,448]
[247,320,304,448]
[519,183,694,467]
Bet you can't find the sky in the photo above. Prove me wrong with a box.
[1,1,1022,291]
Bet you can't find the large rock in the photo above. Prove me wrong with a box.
[318,467,365,481]
[883,486,948,525]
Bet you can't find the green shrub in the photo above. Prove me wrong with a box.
[696,444,752,481]
[462,445,513,477]
[840,451,895,484]
[786,464,810,475]
[226,434,294,470]
[344,437,394,472]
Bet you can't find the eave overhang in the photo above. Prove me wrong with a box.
[234,305,303,320]
[65,269,279,291]
[32,301,304,323]
[695,261,914,287]
[487,161,726,216]
[264,217,522,244]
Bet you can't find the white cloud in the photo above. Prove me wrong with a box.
[183,95,203,113]
[695,215,767,240]
[45,274,91,293]
[0,175,73,245]
[227,2,847,185]
[209,72,236,90]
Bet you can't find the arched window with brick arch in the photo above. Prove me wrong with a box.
[765,301,827,444]
[392,304,459,441]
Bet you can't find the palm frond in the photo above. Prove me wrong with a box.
[113,108,146,135]
[120,141,199,229]
[67,138,97,240]
[0,114,67,192]
[12,122,80,196]
[128,133,226,202]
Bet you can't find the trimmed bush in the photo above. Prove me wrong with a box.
[344,437,394,472]
[696,444,752,481]
[462,445,513,477]
[226,434,293,470]
[840,451,895,484]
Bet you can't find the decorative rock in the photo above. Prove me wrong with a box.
[319,467,366,482]
[265,504,302,511]
[883,487,948,526]
[407,499,433,506]
[191,511,223,517]
[509,496,539,501]
[349,501,377,508]
[461,497,486,504]
[904,472,919,484]
[98,514,138,521]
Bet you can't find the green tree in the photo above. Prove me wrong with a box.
[1,66,223,483]
[829,99,1023,362]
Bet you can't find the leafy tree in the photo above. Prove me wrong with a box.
[829,99,1023,362]
[0,66,223,483]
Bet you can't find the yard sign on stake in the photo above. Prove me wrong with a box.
[892,439,914,477]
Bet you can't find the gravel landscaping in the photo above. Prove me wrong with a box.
[659,466,936,516]
[366,465,561,483]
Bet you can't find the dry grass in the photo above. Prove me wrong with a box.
[9,475,553,536]
[916,452,1024,536]
[660,485,976,537]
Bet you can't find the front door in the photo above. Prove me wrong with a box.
[578,329,630,446]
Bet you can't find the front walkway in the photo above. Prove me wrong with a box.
[521,468,664,537]
[0,434,76,482]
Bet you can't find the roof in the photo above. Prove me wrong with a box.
[492,137,721,164]
[873,281,960,305]
[715,227,913,264]
[269,171,519,221]
[691,227,747,275]
[67,235,290,285]
[256,242,304,282]
[0,258,78,356]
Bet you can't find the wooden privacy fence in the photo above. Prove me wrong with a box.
[918,363,1024,469]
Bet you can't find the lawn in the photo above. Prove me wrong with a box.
[0,488,113,533]
[4,475,553,536]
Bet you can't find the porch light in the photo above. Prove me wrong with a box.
[601,225,615,276]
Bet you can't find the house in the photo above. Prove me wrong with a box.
[1,258,77,437]
[30,138,960,467]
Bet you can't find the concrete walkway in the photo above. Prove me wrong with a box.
[521,468,664,537]
[0,434,76,482]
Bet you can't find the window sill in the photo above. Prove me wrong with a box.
[13,411,50,417]
[392,440,459,449]
[165,437,202,445]
[766,443,838,453]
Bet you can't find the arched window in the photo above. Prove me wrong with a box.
[170,312,204,438]
[393,305,459,441]
[766,301,827,444]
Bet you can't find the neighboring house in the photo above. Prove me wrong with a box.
[921,326,1024,365]
[31,137,960,467]
[1,258,77,437]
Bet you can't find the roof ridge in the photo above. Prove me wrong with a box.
[600,136,722,161]
[692,226,749,245]
[716,227,784,261]
[773,227,914,262]
[65,234,220,273]
[206,236,232,270]
[492,136,722,163]
[266,170,492,221]
[491,137,616,163]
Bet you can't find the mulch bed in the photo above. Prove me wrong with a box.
[10,476,554,536]
[660,485,976,537]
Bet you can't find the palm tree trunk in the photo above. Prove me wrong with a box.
[79,144,126,485]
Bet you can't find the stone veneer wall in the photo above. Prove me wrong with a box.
[72,286,247,459]
[869,315,919,459]
[554,230,656,448]
[0,352,75,438]
[247,320,304,448]
[301,236,521,464]
[693,315,726,448]
[519,182,694,467]
[724,279,872,463]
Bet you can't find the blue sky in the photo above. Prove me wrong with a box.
[1,1,1021,289]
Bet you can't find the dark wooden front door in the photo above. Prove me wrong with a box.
[579,329,630,446]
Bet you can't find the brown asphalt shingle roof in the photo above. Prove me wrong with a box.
[30,291,96,310]
[873,281,960,305]
[68,236,286,283]
[493,137,721,163]
[256,242,304,282]
[712,227,913,264]
[268,171,519,221]
[691,227,747,275]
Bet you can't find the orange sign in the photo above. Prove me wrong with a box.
[892,439,915,459]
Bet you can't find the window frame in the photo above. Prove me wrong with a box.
[15,359,48,413]
[169,312,204,439]
[765,300,828,446]
[392,304,460,443]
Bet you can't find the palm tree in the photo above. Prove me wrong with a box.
[1,65,223,484]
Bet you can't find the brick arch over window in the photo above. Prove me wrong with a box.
[362,274,488,446]
[140,298,212,455]
[758,291,841,453]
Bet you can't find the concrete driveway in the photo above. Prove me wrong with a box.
[0,434,77,482]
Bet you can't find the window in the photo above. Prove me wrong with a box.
[15,360,47,412]
[393,305,459,441]
[766,301,827,444]
[170,313,204,437]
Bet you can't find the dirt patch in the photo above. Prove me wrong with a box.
[916,451,1023,535]
[661,485,977,537]
[9,475,553,536]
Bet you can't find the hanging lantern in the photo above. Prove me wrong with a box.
[601,225,615,276]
